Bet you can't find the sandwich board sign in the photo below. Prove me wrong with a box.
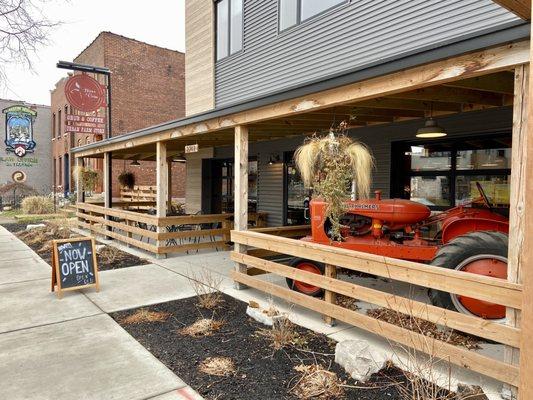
[51,237,100,298]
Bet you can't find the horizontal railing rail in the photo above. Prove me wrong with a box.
[230,229,522,386]
[76,203,267,255]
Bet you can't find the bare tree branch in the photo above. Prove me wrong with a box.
[0,0,61,83]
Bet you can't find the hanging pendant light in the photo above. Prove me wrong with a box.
[130,159,140,166]
[416,103,447,138]
[172,154,187,163]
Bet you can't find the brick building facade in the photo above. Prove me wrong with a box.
[51,32,186,198]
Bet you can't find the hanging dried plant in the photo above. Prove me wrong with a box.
[118,171,135,189]
[294,121,374,241]
[73,166,99,193]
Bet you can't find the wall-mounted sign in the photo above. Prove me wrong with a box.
[185,144,199,154]
[65,114,106,135]
[3,105,37,158]
[64,74,107,112]
[12,170,27,183]
[51,237,100,299]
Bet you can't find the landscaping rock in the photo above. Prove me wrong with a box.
[246,305,286,327]
[26,223,46,231]
[457,384,488,400]
[335,340,389,382]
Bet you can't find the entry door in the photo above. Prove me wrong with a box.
[63,153,70,195]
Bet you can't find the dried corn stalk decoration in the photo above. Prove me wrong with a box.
[294,121,374,241]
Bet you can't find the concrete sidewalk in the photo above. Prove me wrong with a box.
[0,226,202,400]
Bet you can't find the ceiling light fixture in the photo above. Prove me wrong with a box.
[416,103,447,138]
[130,159,140,166]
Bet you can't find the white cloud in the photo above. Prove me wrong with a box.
[0,0,185,105]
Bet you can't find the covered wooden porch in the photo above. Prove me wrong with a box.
[73,40,533,397]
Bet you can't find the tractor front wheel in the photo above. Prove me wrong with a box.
[286,258,325,297]
[429,231,508,320]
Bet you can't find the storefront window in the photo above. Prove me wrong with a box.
[221,159,257,213]
[409,176,450,207]
[456,148,511,170]
[392,135,511,211]
[455,175,510,206]
[284,153,310,225]
[409,147,451,171]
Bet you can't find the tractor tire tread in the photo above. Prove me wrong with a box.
[429,230,508,313]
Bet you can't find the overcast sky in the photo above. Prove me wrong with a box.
[0,0,185,106]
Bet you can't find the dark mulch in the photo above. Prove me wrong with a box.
[2,221,148,270]
[112,294,409,400]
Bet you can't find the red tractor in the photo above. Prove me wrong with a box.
[286,183,509,319]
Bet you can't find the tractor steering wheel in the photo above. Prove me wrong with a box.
[476,182,493,211]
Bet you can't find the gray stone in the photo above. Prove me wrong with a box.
[246,305,287,326]
[26,223,46,230]
[335,340,389,382]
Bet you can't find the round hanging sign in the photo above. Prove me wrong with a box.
[64,74,106,112]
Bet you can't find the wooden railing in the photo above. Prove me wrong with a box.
[76,202,266,255]
[230,230,522,387]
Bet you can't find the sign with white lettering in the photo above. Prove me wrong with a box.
[65,114,106,135]
[185,144,199,154]
[51,237,100,298]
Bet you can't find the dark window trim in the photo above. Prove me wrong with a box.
[214,0,244,62]
[278,0,349,33]
[390,132,512,212]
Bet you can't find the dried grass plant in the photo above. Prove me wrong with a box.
[179,318,224,337]
[20,195,54,215]
[98,245,124,265]
[198,357,235,377]
[289,363,345,400]
[188,268,224,309]
[120,308,171,325]
[294,121,374,240]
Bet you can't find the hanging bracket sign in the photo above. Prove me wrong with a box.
[51,237,100,299]
[185,144,199,154]
[64,73,107,112]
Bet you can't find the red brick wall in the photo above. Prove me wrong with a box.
[112,160,186,199]
[51,32,186,197]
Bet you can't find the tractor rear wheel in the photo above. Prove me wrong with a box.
[429,231,508,320]
[286,258,325,297]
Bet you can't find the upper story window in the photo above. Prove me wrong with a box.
[279,0,346,31]
[216,0,243,61]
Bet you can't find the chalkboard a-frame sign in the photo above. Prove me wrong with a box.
[51,237,100,298]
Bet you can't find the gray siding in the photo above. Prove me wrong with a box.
[214,107,513,226]
[215,0,520,107]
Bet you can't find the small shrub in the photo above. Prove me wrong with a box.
[257,317,306,350]
[21,196,54,215]
[188,269,224,309]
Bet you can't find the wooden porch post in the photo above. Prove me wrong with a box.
[503,64,529,400]
[167,157,173,211]
[518,27,533,399]
[156,141,168,258]
[234,125,249,289]
[103,152,112,239]
[75,156,84,204]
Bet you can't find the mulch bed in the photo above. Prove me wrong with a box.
[2,221,148,270]
[112,294,411,400]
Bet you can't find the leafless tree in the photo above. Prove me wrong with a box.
[0,0,60,78]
